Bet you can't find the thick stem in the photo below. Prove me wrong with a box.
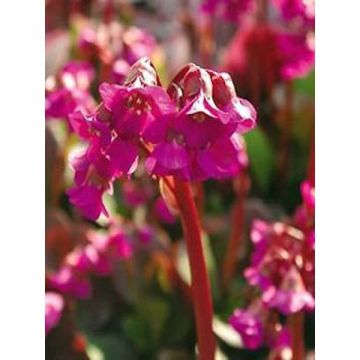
[288,312,305,360]
[173,178,216,360]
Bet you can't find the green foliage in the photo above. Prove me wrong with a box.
[244,127,276,192]
[86,334,136,360]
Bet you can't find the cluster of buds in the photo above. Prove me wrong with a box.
[48,224,144,299]
[229,180,315,353]
[66,57,256,220]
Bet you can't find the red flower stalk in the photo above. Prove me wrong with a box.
[173,178,216,360]
[288,311,305,360]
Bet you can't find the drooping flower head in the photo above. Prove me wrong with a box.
[145,63,256,180]
[67,58,256,219]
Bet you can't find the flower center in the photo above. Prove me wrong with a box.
[126,93,152,115]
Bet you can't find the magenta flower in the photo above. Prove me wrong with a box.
[49,266,92,299]
[154,197,176,224]
[77,23,156,83]
[67,58,255,219]
[45,292,64,336]
[45,61,95,121]
[65,245,111,276]
[145,64,256,181]
[50,226,134,299]
[201,0,255,23]
[272,0,315,30]
[229,308,264,349]
[122,180,153,207]
[262,266,315,314]
[244,221,314,314]
[277,32,315,81]
[268,326,292,359]
[122,26,157,66]
[136,224,154,245]
[294,180,315,229]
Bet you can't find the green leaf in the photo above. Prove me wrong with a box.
[139,296,170,344]
[244,127,276,192]
[294,70,315,96]
[86,334,136,360]
[121,314,150,351]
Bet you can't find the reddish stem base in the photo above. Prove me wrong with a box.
[173,179,216,360]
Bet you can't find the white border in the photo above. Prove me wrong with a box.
[0,1,44,358]
[316,0,360,358]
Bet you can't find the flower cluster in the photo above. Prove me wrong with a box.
[229,300,292,355]
[45,61,95,122]
[49,225,134,299]
[67,57,256,220]
[244,219,315,314]
[229,180,315,350]
[45,292,65,336]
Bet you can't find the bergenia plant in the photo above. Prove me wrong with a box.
[229,180,315,359]
[66,56,257,359]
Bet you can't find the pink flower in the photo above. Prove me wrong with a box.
[268,327,292,359]
[67,58,256,218]
[49,266,92,299]
[122,26,157,66]
[201,0,255,23]
[145,64,256,180]
[154,197,177,224]
[262,266,315,314]
[244,221,314,314]
[67,185,109,220]
[77,23,156,83]
[65,245,111,276]
[45,61,95,121]
[229,308,264,349]
[45,292,64,336]
[277,32,315,81]
[99,59,175,140]
[136,224,154,245]
[122,180,152,207]
[272,0,315,30]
